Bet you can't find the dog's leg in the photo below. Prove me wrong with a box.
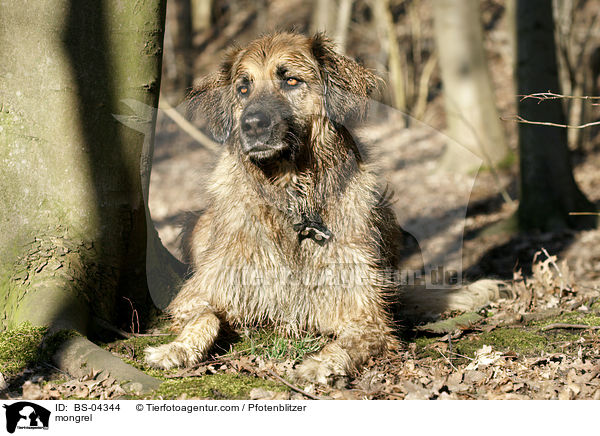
[295,320,396,387]
[145,311,220,369]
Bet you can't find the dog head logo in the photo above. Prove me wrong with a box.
[3,402,51,433]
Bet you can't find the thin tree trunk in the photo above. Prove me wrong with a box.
[166,0,193,101]
[0,0,182,390]
[516,0,597,230]
[311,0,336,35]
[335,0,354,54]
[191,0,212,34]
[372,0,407,113]
[433,0,509,173]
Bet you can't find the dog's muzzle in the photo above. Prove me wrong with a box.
[239,99,293,163]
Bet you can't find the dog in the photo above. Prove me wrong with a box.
[145,32,502,385]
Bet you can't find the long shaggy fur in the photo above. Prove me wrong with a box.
[145,32,502,384]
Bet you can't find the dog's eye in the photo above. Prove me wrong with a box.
[284,77,301,88]
[238,85,249,96]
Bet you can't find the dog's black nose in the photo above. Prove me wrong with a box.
[241,111,271,138]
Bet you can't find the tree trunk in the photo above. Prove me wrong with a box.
[164,0,193,102]
[0,0,183,391]
[516,0,597,230]
[372,0,407,113]
[433,0,509,173]
[311,0,337,35]
[191,0,212,35]
[334,0,354,54]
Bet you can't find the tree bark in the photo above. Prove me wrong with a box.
[0,0,183,390]
[516,0,597,230]
[433,0,509,173]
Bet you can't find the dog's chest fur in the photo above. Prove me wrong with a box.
[172,151,384,334]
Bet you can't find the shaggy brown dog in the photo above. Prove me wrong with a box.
[145,32,501,385]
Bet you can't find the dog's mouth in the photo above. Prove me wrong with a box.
[246,142,290,163]
[241,125,301,165]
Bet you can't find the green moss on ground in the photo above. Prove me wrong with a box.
[413,328,559,360]
[454,328,547,358]
[413,336,440,359]
[153,373,287,399]
[0,322,81,381]
[529,312,600,328]
[99,328,322,399]
[0,322,47,376]
[452,327,581,359]
[101,334,178,378]
[411,308,600,362]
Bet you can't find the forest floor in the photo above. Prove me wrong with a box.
[3,108,600,400]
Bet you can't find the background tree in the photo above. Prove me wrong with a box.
[191,0,213,35]
[515,0,597,230]
[164,0,194,102]
[0,0,183,391]
[310,0,353,53]
[372,0,407,113]
[311,0,336,35]
[433,0,510,173]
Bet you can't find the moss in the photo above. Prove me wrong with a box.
[0,322,47,376]
[413,336,440,359]
[0,323,82,381]
[101,334,178,378]
[153,374,287,399]
[101,329,322,398]
[453,327,580,359]
[529,312,600,328]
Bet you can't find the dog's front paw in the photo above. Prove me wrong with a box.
[295,355,350,388]
[144,342,202,370]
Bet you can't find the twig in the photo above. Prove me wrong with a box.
[540,247,564,286]
[436,348,458,371]
[518,91,600,102]
[569,212,600,216]
[445,350,474,361]
[42,361,71,377]
[373,390,404,399]
[92,316,171,339]
[123,297,140,335]
[158,96,220,152]
[266,369,321,400]
[541,323,600,331]
[501,114,600,129]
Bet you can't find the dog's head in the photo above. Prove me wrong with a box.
[188,33,378,166]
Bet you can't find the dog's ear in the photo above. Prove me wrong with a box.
[187,48,239,142]
[311,33,379,125]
